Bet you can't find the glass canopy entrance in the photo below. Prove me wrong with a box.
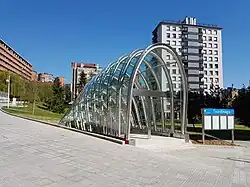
[60,43,188,142]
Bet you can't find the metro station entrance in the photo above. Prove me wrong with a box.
[131,89,174,139]
[60,43,188,142]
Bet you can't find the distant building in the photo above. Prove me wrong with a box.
[0,39,33,80]
[71,62,102,100]
[38,73,54,83]
[0,91,8,103]
[54,76,65,87]
[31,70,38,81]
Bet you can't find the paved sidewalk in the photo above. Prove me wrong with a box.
[0,110,249,187]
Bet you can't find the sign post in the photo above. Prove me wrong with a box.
[232,129,234,144]
[202,108,235,144]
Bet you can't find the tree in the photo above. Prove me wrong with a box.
[47,85,65,113]
[88,71,95,80]
[64,84,71,103]
[37,83,53,103]
[188,92,204,126]
[78,71,88,94]
[233,86,250,126]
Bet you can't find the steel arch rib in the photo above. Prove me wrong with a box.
[126,43,188,140]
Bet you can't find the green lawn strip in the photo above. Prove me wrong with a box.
[3,105,63,123]
[185,123,250,130]
[156,122,250,131]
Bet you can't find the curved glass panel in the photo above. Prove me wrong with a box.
[60,43,188,141]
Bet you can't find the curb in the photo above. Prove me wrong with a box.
[0,108,125,145]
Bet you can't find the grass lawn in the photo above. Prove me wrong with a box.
[3,104,64,123]
[187,123,250,131]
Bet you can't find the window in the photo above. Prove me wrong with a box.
[177,41,181,46]
[173,33,176,38]
[176,27,180,31]
[215,78,219,82]
[209,57,213,61]
[203,36,206,41]
[214,50,218,55]
[204,70,207,75]
[204,77,207,82]
[202,29,206,34]
[172,41,176,45]
[209,71,213,75]
[172,69,177,74]
[183,48,188,53]
[204,56,207,61]
[182,40,188,46]
[204,84,208,89]
[166,26,170,31]
[166,40,170,45]
[214,37,218,41]
[166,55,170,60]
[209,64,213,68]
[172,26,176,31]
[214,57,218,62]
[214,44,218,48]
[208,30,212,34]
[172,76,176,81]
[208,43,212,48]
[178,34,181,38]
[209,50,212,54]
[204,63,207,68]
[210,78,213,82]
[167,33,170,38]
[203,43,207,47]
[215,64,218,68]
[208,36,212,41]
[173,83,176,89]
[215,71,219,76]
[203,50,207,54]
[213,30,217,34]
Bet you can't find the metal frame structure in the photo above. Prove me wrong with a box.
[60,43,188,141]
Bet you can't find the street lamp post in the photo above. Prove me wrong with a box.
[6,75,10,108]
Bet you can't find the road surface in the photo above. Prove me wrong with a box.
[0,110,249,187]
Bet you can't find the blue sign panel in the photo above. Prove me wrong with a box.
[203,108,234,115]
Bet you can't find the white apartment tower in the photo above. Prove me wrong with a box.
[152,17,223,93]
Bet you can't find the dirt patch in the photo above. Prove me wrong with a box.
[191,140,237,146]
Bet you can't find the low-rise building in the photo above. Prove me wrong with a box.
[54,76,65,87]
[31,70,38,81]
[38,73,54,83]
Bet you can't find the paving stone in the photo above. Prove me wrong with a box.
[0,110,250,187]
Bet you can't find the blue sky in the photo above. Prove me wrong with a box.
[0,0,249,87]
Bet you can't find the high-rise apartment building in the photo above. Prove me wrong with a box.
[152,17,223,92]
[0,39,32,80]
[71,62,102,100]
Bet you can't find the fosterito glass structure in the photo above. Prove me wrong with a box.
[60,43,188,141]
